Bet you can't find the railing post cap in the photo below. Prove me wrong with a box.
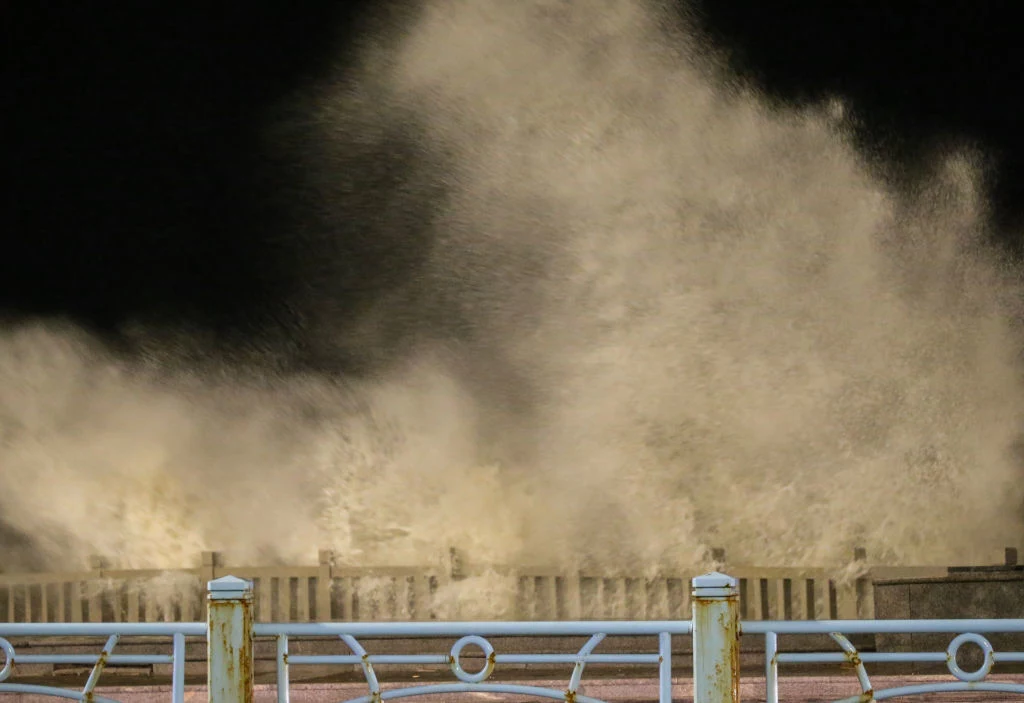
[692,571,738,590]
[207,574,253,600]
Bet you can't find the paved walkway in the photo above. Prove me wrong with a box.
[5,676,1024,702]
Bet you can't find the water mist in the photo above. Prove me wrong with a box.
[2,1,1022,614]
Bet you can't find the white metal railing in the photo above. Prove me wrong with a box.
[265,623,682,703]
[751,618,1024,701]
[4,572,1024,702]
[0,622,199,703]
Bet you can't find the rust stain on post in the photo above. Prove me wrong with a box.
[208,576,254,703]
[692,572,740,703]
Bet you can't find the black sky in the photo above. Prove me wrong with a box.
[4,1,1023,370]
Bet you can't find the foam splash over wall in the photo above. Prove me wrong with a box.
[0,327,504,571]
[2,0,1023,590]
[346,0,1024,568]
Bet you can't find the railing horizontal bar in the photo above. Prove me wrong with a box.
[254,621,693,637]
[745,619,1024,634]
[13,654,174,665]
[7,619,1024,638]
[284,650,663,667]
[777,652,947,664]
[284,653,661,666]
[0,623,205,636]
[286,655,449,665]
[995,653,1024,662]
[497,654,661,664]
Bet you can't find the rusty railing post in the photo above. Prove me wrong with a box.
[207,575,254,703]
[692,572,740,703]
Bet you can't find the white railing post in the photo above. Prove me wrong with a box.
[692,572,740,703]
[207,575,254,703]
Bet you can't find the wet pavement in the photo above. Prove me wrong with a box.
[5,676,1024,702]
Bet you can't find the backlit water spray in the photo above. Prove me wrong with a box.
[2,0,1023,614]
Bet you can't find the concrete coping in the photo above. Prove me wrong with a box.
[207,575,253,600]
[692,572,738,588]
[692,571,738,593]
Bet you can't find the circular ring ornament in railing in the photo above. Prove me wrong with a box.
[945,632,995,682]
[449,635,496,683]
[0,636,15,682]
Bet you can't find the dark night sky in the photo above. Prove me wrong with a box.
[4,1,1023,372]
